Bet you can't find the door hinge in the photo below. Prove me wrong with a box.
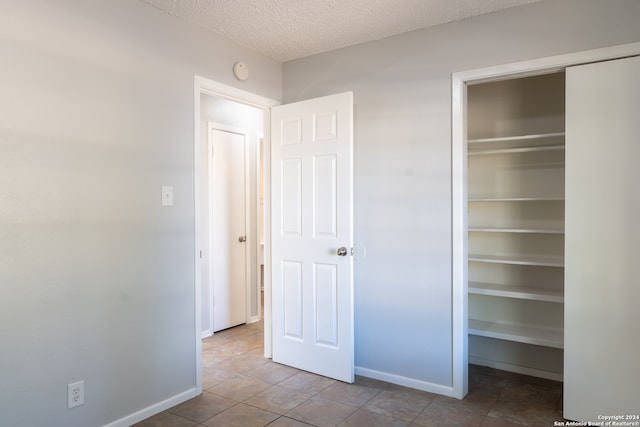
[199,250,203,259]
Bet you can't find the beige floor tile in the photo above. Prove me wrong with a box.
[363,388,434,422]
[211,352,269,374]
[202,365,245,383]
[279,371,337,394]
[286,396,358,427]
[202,365,241,390]
[431,385,500,416]
[132,411,199,427]
[202,402,279,427]
[355,376,395,390]
[412,401,485,427]
[243,385,312,414]
[479,415,527,426]
[202,348,236,367]
[318,380,382,407]
[488,383,562,426]
[338,408,410,427]
[207,375,272,401]
[244,361,300,384]
[167,391,236,423]
[268,416,319,427]
[220,337,263,355]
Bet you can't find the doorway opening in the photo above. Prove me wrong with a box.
[201,99,264,335]
[194,78,355,392]
[194,76,279,394]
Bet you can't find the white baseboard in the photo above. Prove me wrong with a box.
[201,328,213,339]
[469,356,564,382]
[355,366,459,399]
[103,388,198,427]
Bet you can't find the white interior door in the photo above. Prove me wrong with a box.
[564,56,640,421]
[210,125,248,332]
[271,92,354,382]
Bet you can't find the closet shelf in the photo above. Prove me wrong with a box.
[468,282,564,303]
[468,319,564,348]
[468,132,565,144]
[468,253,564,267]
[468,197,564,202]
[468,145,564,155]
[468,227,564,234]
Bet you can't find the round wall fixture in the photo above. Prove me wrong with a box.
[233,62,249,81]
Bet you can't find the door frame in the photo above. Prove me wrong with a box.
[194,76,279,394]
[207,122,252,333]
[451,41,640,399]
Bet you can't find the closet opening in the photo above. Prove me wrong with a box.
[452,42,640,421]
[466,72,566,381]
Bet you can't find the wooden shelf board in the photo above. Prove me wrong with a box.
[468,319,564,348]
[468,227,564,234]
[468,253,564,267]
[468,282,564,303]
[467,132,565,144]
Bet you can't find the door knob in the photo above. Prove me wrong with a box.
[238,236,247,242]
[337,247,348,256]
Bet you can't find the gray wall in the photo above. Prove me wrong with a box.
[282,0,640,389]
[0,0,279,425]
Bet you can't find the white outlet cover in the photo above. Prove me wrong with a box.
[68,380,85,409]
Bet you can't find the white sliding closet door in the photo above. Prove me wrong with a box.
[565,56,640,421]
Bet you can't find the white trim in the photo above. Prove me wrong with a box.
[355,367,458,398]
[196,76,279,110]
[193,78,204,395]
[451,73,468,400]
[451,42,640,400]
[453,42,640,84]
[255,132,265,322]
[103,388,197,427]
[194,76,279,391]
[262,111,273,359]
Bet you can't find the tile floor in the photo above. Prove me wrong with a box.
[135,320,565,427]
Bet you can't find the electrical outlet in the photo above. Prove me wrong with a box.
[68,380,84,409]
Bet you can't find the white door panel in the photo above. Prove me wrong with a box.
[271,92,354,382]
[564,56,640,421]
[210,126,248,332]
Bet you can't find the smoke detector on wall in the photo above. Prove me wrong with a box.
[233,62,249,81]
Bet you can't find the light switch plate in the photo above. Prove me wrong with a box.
[161,185,173,206]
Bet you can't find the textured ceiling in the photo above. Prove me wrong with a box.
[139,0,543,62]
